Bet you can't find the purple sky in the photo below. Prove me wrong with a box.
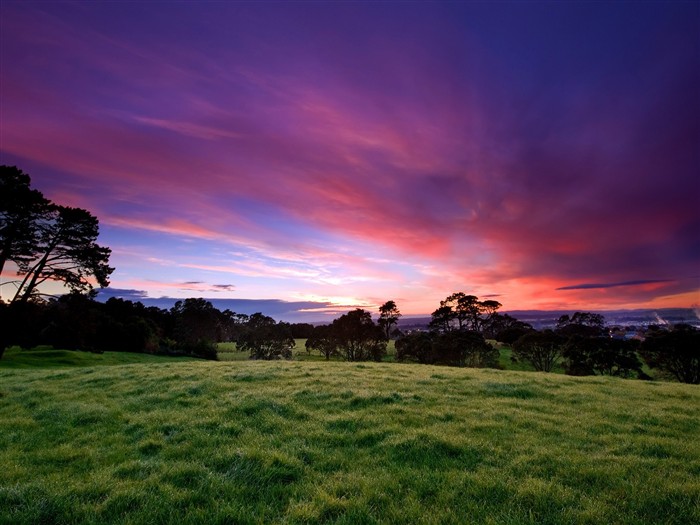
[1,1,698,321]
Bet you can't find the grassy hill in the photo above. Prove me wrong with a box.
[0,350,698,524]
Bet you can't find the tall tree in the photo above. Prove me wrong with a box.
[556,312,606,338]
[429,305,455,333]
[430,293,502,333]
[329,308,387,361]
[378,300,401,338]
[0,166,50,287]
[2,166,113,303]
[11,205,113,303]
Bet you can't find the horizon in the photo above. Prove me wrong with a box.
[94,288,700,326]
[1,2,698,314]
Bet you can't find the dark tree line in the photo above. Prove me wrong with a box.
[306,308,387,362]
[394,293,500,368]
[503,311,700,383]
[0,295,315,361]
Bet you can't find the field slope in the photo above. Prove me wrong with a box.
[1,353,698,524]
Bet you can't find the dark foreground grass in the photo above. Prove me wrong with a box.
[0,353,698,524]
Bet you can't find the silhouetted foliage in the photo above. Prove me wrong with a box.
[562,336,643,378]
[429,292,502,333]
[512,330,563,372]
[433,330,499,368]
[305,324,339,360]
[556,312,606,338]
[486,313,533,342]
[429,305,455,333]
[0,299,47,352]
[640,324,700,384]
[395,332,433,364]
[1,166,113,304]
[100,298,161,354]
[328,308,387,361]
[290,322,314,339]
[0,166,49,280]
[378,300,401,339]
[396,330,499,368]
[237,313,294,360]
[169,299,220,359]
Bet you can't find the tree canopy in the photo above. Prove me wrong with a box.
[640,324,700,384]
[328,308,387,362]
[1,166,113,303]
[378,300,401,339]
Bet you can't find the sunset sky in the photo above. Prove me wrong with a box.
[1,1,698,321]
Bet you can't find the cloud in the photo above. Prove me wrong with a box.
[556,280,674,291]
[212,284,235,291]
[96,288,149,301]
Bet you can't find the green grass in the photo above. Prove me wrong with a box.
[0,352,698,524]
[0,346,195,369]
[218,339,398,363]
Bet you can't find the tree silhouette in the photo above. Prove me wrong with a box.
[305,324,339,360]
[512,330,563,372]
[1,166,113,303]
[378,300,401,338]
[329,308,387,361]
[237,312,294,360]
[640,324,700,384]
[0,166,50,294]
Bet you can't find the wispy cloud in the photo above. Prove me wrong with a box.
[557,280,674,291]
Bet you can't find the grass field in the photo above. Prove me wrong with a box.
[1,349,698,524]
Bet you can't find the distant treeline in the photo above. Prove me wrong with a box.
[0,292,697,384]
[0,295,316,361]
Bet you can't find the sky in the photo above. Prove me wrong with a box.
[1,1,699,321]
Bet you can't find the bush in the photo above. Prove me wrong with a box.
[237,313,294,360]
[640,324,699,384]
[512,330,563,372]
[395,332,433,364]
[563,336,643,378]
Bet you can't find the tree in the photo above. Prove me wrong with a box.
[556,312,606,338]
[512,330,563,372]
[429,305,455,333]
[484,313,531,341]
[305,324,339,360]
[640,324,700,384]
[237,313,294,360]
[395,332,433,364]
[10,206,113,304]
[429,293,503,334]
[170,298,220,359]
[562,336,643,378]
[0,166,50,282]
[329,308,387,361]
[432,330,499,368]
[378,300,401,338]
[1,167,113,304]
[441,293,478,330]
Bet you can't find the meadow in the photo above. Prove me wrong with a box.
[0,347,698,524]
